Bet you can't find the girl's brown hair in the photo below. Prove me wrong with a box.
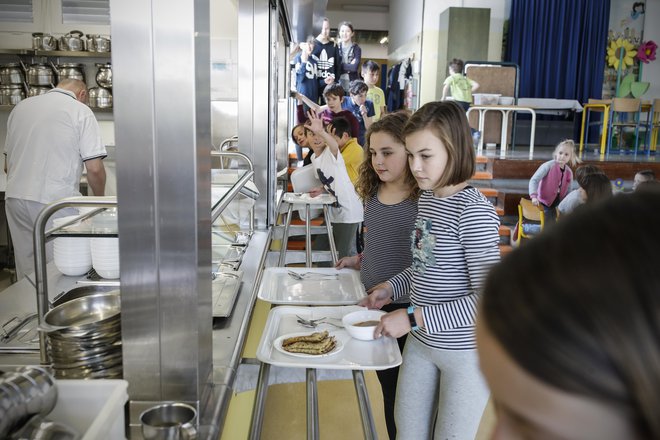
[403,101,475,189]
[481,189,660,438]
[357,111,419,201]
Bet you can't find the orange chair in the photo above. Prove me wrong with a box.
[513,198,545,247]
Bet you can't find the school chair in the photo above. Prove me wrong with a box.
[605,98,644,156]
[644,98,660,153]
[513,198,545,247]
[579,99,610,156]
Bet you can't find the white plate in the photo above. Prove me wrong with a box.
[257,268,365,305]
[273,332,344,358]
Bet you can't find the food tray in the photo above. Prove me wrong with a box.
[255,305,402,370]
[257,268,366,305]
[282,193,336,205]
[212,270,243,318]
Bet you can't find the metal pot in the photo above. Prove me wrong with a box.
[59,30,86,52]
[0,63,25,85]
[26,64,54,86]
[56,63,85,83]
[0,84,26,105]
[28,86,51,97]
[41,34,58,51]
[88,86,112,108]
[95,63,112,88]
[32,32,43,50]
[87,34,111,52]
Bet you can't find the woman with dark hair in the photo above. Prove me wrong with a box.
[478,189,660,439]
[337,21,361,91]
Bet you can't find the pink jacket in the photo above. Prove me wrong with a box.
[529,160,573,206]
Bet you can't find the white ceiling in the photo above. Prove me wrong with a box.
[326,0,390,13]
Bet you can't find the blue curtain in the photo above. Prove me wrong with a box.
[506,0,610,102]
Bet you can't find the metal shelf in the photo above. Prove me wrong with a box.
[0,48,110,58]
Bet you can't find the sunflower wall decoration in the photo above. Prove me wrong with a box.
[607,38,637,70]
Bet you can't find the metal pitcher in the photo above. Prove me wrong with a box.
[32,32,43,50]
[0,63,25,84]
[95,63,112,88]
[59,30,86,52]
[87,34,111,52]
[41,34,58,51]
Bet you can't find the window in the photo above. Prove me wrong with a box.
[0,0,33,23]
[62,0,109,25]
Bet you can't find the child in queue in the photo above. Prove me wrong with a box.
[529,139,579,222]
[291,123,312,165]
[326,116,362,186]
[335,111,419,440]
[361,60,387,121]
[293,83,360,144]
[633,169,656,191]
[306,110,363,259]
[478,189,660,440]
[361,101,501,439]
[342,80,375,146]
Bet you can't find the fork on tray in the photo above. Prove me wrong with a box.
[287,270,339,280]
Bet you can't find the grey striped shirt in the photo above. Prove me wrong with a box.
[360,194,418,291]
[389,187,501,350]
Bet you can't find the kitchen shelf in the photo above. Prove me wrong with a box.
[0,48,110,58]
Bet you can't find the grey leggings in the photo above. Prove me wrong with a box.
[395,336,489,439]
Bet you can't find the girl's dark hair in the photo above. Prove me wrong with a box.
[575,164,605,187]
[403,101,475,188]
[581,173,612,204]
[323,83,345,99]
[357,111,419,201]
[338,21,354,32]
[481,189,660,438]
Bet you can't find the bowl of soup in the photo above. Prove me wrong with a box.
[342,309,386,341]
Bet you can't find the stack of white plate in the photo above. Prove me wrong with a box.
[91,238,120,279]
[52,216,92,276]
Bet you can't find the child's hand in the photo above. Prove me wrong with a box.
[359,282,393,309]
[374,309,412,339]
[308,186,325,197]
[307,109,324,133]
[335,255,359,270]
[324,75,335,85]
[531,197,539,206]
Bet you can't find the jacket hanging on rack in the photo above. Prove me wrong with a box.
[386,59,412,112]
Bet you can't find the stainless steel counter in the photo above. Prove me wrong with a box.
[0,230,270,440]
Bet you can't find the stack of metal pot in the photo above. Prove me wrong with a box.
[0,63,26,105]
[42,290,122,379]
[88,63,112,108]
[25,63,55,97]
[0,366,59,438]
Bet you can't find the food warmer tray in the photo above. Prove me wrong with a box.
[256,305,402,370]
[212,270,243,318]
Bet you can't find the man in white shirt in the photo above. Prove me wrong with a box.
[4,79,107,279]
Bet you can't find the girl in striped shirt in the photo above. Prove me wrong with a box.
[336,111,419,440]
[361,101,501,439]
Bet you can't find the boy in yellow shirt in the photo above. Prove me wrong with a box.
[327,116,363,187]
[361,60,386,122]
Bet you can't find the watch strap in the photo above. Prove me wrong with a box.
[407,305,419,331]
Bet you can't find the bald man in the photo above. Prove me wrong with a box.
[4,79,107,279]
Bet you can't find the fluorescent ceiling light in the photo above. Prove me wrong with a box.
[379,36,388,44]
[341,4,389,12]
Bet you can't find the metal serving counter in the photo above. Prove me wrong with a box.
[0,229,270,439]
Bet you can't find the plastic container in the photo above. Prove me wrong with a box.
[498,96,515,105]
[473,93,501,105]
[47,379,128,440]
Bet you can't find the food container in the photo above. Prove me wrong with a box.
[28,85,52,97]
[94,63,112,88]
[88,87,112,108]
[473,93,501,105]
[342,310,387,341]
[498,96,515,105]
[26,64,55,86]
[56,63,85,83]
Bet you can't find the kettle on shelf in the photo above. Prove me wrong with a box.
[59,30,86,52]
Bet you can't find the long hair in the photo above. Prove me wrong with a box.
[481,189,660,438]
[403,101,475,189]
[357,111,419,201]
[582,173,613,204]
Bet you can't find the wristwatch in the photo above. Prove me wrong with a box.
[407,305,419,331]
